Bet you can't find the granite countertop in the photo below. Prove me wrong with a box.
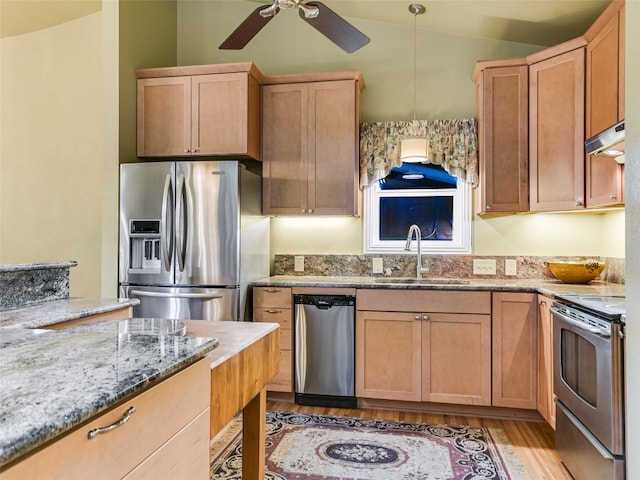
[0,261,77,272]
[253,275,626,298]
[0,318,219,467]
[0,297,140,329]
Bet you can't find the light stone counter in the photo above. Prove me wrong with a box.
[0,297,140,329]
[253,275,626,298]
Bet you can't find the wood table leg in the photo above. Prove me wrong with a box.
[242,388,266,480]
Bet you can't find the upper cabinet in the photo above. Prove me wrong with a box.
[136,63,263,160]
[528,40,586,212]
[472,60,529,215]
[261,72,364,216]
[584,0,625,208]
[472,0,625,214]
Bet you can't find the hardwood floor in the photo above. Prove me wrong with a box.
[267,400,573,480]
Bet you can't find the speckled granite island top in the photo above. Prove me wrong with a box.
[0,319,219,467]
[0,297,140,329]
[253,275,626,297]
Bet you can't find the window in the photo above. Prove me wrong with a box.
[364,163,472,254]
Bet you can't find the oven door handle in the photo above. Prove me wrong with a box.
[552,308,611,337]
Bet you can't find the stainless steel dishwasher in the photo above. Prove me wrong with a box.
[294,294,356,408]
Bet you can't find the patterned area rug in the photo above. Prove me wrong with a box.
[210,410,530,480]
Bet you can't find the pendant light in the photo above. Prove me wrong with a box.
[400,3,428,163]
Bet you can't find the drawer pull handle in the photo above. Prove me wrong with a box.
[88,406,136,440]
[266,309,282,314]
[265,289,281,293]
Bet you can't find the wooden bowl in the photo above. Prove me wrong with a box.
[546,260,605,284]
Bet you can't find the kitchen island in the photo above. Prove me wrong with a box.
[0,318,280,479]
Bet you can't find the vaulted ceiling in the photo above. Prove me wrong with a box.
[1,0,610,46]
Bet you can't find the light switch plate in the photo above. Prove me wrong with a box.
[372,257,384,274]
[294,256,305,272]
[505,259,517,276]
[473,259,497,275]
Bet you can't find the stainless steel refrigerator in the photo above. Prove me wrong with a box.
[118,160,269,321]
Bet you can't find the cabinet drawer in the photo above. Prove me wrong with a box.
[124,409,210,479]
[254,307,292,329]
[254,287,292,308]
[2,359,210,480]
[357,289,491,314]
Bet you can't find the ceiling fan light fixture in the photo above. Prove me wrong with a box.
[299,3,319,18]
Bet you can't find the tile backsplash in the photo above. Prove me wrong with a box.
[274,255,625,284]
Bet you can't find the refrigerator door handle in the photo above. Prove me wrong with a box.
[175,173,187,273]
[160,174,173,272]
[130,290,224,300]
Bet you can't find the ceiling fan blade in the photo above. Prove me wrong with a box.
[298,2,370,54]
[219,5,278,50]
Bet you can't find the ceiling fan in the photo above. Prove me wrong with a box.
[219,0,370,54]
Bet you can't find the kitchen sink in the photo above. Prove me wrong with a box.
[373,278,470,285]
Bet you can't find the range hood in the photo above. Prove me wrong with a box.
[585,120,625,164]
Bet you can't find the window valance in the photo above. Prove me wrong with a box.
[359,118,479,187]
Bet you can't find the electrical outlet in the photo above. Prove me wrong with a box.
[473,259,497,275]
[372,257,384,274]
[294,256,305,272]
[505,259,517,276]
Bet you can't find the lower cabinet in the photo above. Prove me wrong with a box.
[356,290,492,406]
[492,292,538,409]
[253,287,293,392]
[537,294,556,428]
[2,359,211,479]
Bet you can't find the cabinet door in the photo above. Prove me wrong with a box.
[475,66,529,214]
[423,313,492,405]
[262,84,309,214]
[529,48,585,211]
[307,80,359,215]
[585,12,624,208]
[537,295,556,429]
[492,292,537,409]
[192,73,258,158]
[356,310,422,401]
[137,77,191,157]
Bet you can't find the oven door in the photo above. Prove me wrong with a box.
[552,305,624,456]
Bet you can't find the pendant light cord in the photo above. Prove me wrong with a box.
[413,7,417,122]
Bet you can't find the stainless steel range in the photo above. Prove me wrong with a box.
[551,294,626,480]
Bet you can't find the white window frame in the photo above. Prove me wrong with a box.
[364,178,472,254]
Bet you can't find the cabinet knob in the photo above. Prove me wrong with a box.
[301,209,306,213]
[308,209,313,214]
[423,315,429,321]
[414,315,421,321]
[184,148,189,153]
[486,204,492,210]
[576,200,584,206]
[610,194,617,200]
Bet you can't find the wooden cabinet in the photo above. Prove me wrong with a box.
[472,60,529,214]
[261,72,364,215]
[1,359,211,479]
[537,294,556,429]
[356,290,492,406]
[136,63,262,159]
[492,292,537,409]
[528,41,586,212]
[584,1,625,208]
[253,286,293,392]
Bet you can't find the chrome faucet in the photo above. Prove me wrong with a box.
[405,224,429,279]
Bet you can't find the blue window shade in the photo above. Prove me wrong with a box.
[379,196,454,241]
